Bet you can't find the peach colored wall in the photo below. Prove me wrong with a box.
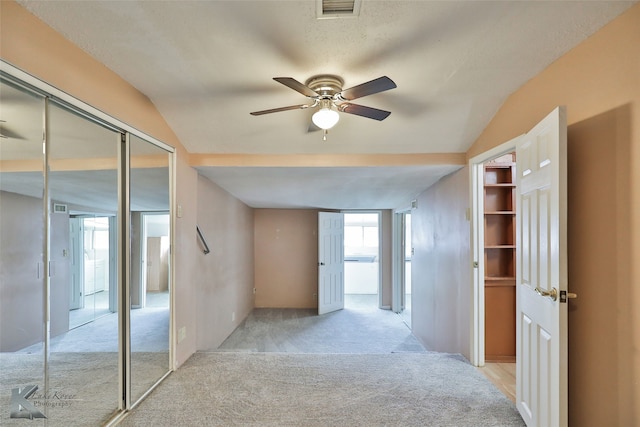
[465,4,639,426]
[195,175,254,350]
[0,1,200,367]
[411,167,471,359]
[567,106,632,426]
[255,209,393,309]
[0,1,180,149]
[254,209,319,308]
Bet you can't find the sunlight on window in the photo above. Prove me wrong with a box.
[344,213,379,258]
[84,217,110,250]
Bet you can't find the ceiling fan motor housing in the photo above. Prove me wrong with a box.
[305,75,344,99]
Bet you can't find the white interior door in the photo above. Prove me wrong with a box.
[516,106,568,426]
[318,212,344,315]
[146,237,161,292]
[69,217,83,310]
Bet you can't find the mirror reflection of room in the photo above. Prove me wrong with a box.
[0,74,172,425]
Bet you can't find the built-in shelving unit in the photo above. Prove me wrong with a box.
[484,156,516,362]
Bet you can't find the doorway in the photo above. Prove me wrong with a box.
[470,144,519,406]
[399,212,412,327]
[343,212,381,309]
[392,208,412,326]
[139,212,170,309]
[482,153,516,363]
[471,108,569,424]
[69,215,116,329]
[470,139,519,367]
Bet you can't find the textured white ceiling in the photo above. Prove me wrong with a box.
[13,0,636,209]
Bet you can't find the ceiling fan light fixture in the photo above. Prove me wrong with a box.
[312,101,340,130]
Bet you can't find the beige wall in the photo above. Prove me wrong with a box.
[0,191,71,351]
[172,157,199,367]
[254,209,319,308]
[50,206,70,337]
[411,167,471,359]
[463,4,640,426]
[1,1,200,367]
[0,191,44,351]
[195,175,255,350]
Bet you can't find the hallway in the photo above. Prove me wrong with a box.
[215,294,425,354]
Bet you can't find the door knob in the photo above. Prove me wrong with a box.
[535,287,578,303]
[318,262,325,266]
[535,286,558,301]
[560,290,577,303]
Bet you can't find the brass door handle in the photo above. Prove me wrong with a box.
[535,286,558,301]
[535,287,578,303]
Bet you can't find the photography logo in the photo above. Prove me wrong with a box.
[10,385,46,420]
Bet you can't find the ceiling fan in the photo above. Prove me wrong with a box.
[0,120,25,140]
[250,75,396,139]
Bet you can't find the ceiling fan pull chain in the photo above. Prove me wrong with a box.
[323,129,328,141]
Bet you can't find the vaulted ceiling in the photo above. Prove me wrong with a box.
[12,0,636,209]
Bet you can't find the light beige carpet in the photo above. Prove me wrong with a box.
[120,352,525,427]
[0,352,168,426]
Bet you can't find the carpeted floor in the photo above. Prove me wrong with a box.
[1,297,170,426]
[120,352,525,427]
[0,352,167,426]
[216,295,425,354]
[1,295,524,425]
[18,306,169,354]
[120,296,524,426]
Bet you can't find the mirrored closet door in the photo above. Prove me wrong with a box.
[129,134,171,405]
[0,77,47,425]
[0,71,173,425]
[47,101,121,425]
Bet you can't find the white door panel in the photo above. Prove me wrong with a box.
[516,106,568,427]
[318,212,344,315]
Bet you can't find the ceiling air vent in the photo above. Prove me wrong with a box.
[317,0,361,19]
[53,203,68,214]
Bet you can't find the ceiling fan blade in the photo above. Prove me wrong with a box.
[339,103,391,121]
[273,77,319,98]
[250,104,310,116]
[339,76,397,101]
[0,123,27,140]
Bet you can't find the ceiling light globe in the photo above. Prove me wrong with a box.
[312,108,340,130]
